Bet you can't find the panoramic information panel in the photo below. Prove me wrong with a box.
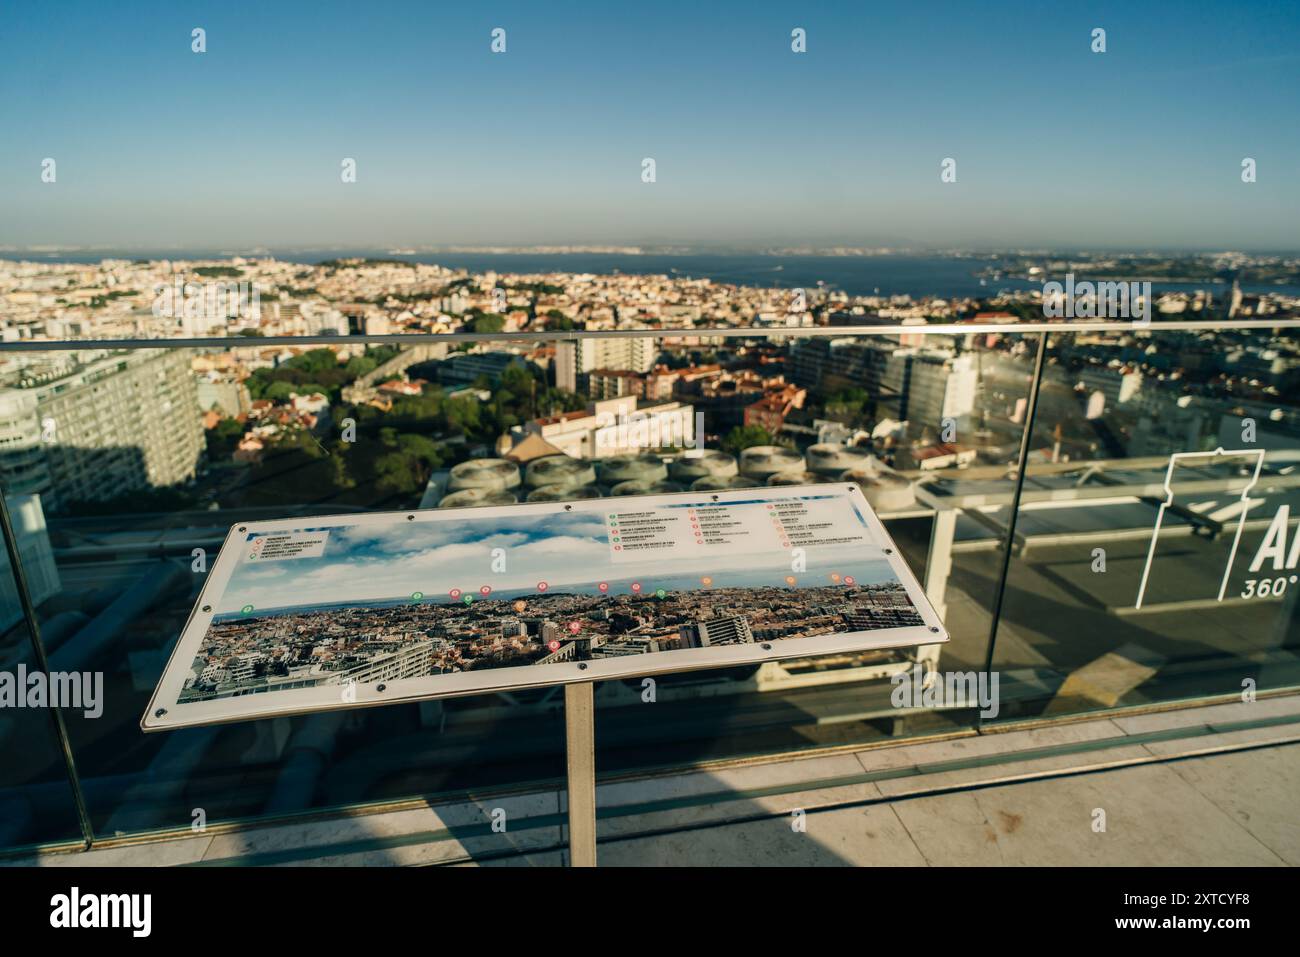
[142,483,947,730]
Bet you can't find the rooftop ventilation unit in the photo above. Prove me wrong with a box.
[596,453,669,486]
[841,466,915,511]
[739,446,804,479]
[447,458,521,492]
[524,454,598,489]
[691,475,762,491]
[525,484,603,502]
[766,470,828,487]
[438,488,519,508]
[806,443,873,475]
[610,480,686,496]
[668,450,738,482]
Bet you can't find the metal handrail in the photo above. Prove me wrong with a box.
[0,317,1297,352]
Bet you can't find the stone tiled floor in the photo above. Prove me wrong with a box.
[591,749,1295,867]
[9,695,1300,867]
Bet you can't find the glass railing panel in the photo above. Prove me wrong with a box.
[585,329,1038,767]
[2,324,1238,837]
[0,498,86,853]
[1,342,569,836]
[988,323,1300,721]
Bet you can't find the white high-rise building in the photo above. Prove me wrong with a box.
[903,352,978,427]
[0,350,205,511]
[556,337,657,392]
[0,494,61,631]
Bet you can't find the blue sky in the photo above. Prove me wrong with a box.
[219,500,894,612]
[2,0,1297,250]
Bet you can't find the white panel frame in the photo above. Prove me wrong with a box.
[142,483,947,731]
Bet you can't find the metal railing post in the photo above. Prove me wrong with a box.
[563,681,597,867]
[980,331,1049,704]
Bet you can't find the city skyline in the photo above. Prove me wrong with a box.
[2,1,1298,250]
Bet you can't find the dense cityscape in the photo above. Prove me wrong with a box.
[180,580,923,701]
[2,252,1299,705]
[2,250,1299,344]
[0,252,1297,523]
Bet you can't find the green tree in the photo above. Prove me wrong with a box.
[227,430,340,508]
[205,417,246,460]
[288,348,344,376]
[467,313,506,334]
[721,424,773,455]
[500,363,534,400]
[344,354,378,377]
[823,387,871,423]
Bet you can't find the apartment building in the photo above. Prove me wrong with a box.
[790,338,977,430]
[509,395,696,459]
[555,337,658,392]
[0,350,204,511]
[682,615,755,647]
[0,493,60,631]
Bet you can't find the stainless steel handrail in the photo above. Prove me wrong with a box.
[0,317,1297,352]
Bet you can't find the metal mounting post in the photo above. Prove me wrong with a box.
[564,681,597,867]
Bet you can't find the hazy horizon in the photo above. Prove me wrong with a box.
[4,243,1300,258]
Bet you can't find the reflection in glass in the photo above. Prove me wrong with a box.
[2,322,1296,846]
[0,497,85,851]
[987,328,1300,720]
